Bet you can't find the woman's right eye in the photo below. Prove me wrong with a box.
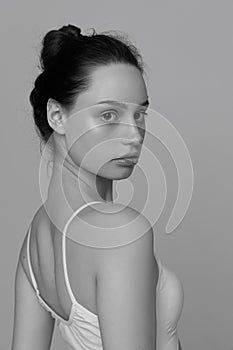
[100,111,119,123]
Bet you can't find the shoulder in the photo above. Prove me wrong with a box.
[68,202,153,249]
[67,202,155,271]
[70,201,152,234]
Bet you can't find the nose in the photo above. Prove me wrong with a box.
[121,117,144,145]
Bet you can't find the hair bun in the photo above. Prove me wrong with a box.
[59,24,82,40]
[40,24,82,71]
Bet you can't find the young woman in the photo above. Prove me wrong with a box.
[11,24,184,350]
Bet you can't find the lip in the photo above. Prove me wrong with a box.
[112,157,138,165]
[112,152,139,160]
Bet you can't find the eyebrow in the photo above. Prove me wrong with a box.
[94,99,150,109]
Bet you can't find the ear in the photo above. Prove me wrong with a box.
[46,98,67,135]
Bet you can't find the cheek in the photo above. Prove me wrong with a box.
[65,118,121,171]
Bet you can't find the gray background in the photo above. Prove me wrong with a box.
[1,1,232,349]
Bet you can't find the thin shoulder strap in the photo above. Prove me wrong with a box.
[62,201,103,304]
[27,225,39,292]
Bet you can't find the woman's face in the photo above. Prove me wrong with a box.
[65,63,149,180]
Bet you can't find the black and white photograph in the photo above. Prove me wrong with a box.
[0,1,232,349]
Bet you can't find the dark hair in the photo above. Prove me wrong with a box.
[29,24,146,150]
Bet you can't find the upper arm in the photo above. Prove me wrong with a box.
[94,207,158,350]
[11,234,55,350]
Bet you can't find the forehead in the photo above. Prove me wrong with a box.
[73,63,148,111]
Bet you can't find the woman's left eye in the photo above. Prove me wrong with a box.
[134,111,148,122]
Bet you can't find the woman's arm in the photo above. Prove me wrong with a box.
[11,257,55,350]
[89,206,158,350]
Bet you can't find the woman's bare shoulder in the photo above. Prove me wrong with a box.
[67,201,153,253]
[80,201,151,228]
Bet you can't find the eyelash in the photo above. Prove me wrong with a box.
[100,110,148,123]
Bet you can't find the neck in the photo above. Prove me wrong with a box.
[47,149,114,206]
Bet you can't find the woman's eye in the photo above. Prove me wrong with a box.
[134,111,148,122]
[99,110,148,123]
[100,111,119,123]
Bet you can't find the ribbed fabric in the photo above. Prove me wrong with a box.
[27,201,184,350]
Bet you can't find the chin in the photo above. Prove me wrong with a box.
[97,162,135,180]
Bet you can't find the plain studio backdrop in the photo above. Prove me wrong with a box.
[0,1,232,349]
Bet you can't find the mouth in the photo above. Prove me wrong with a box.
[111,157,138,165]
